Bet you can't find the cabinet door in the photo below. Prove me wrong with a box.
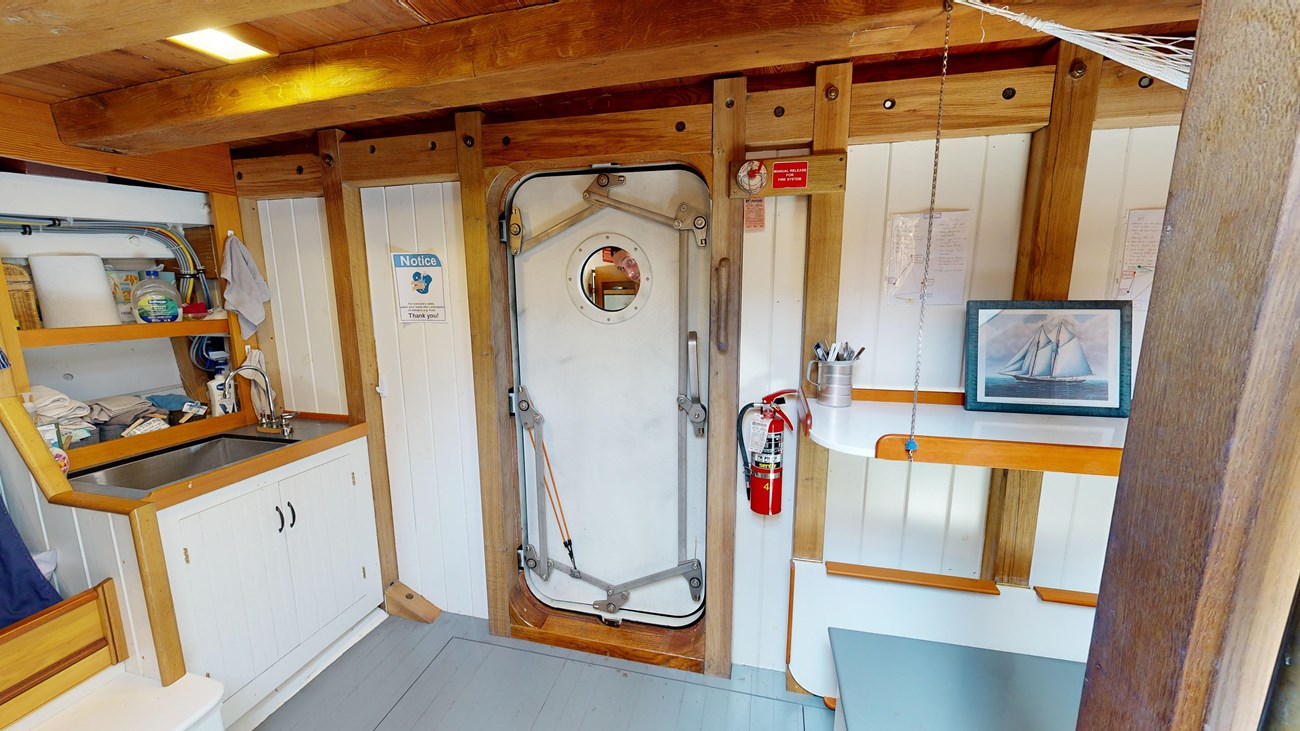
[280,453,373,640]
[176,483,295,700]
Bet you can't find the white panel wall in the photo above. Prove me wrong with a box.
[732,188,807,669]
[259,189,488,620]
[359,184,488,618]
[257,198,347,414]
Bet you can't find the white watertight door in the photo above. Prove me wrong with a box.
[512,167,711,627]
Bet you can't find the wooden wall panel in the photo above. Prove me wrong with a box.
[359,183,489,618]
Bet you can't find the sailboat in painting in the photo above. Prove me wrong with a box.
[999,322,1093,384]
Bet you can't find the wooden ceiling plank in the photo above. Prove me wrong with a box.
[49,0,1200,155]
[0,93,234,194]
[0,0,348,75]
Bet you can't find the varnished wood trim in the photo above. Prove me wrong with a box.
[0,641,107,706]
[1034,586,1099,608]
[67,412,251,472]
[785,561,795,665]
[17,320,229,348]
[727,153,846,198]
[129,505,185,685]
[704,76,748,677]
[791,62,852,563]
[825,696,837,710]
[509,573,703,672]
[982,470,1044,587]
[852,388,965,405]
[145,423,367,509]
[291,411,350,422]
[209,193,259,415]
[0,587,98,643]
[876,435,1122,476]
[48,492,143,515]
[383,581,443,624]
[0,396,74,500]
[0,92,235,194]
[93,580,128,664]
[825,561,1001,596]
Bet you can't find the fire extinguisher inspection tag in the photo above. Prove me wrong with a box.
[747,417,768,453]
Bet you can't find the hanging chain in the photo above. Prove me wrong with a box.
[906,0,954,462]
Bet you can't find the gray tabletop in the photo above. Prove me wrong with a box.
[829,628,1085,730]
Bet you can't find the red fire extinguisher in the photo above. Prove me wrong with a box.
[736,389,801,516]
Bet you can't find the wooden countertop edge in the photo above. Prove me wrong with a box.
[824,561,1002,595]
[145,423,368,510]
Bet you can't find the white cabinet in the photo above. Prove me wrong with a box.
[158,437,382,727]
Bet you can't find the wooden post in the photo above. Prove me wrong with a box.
[791,62,852,562]
[316,129,433,619]
[980,470,1043,586]
[704,77,746,677]
[457,112,521,636]
[1078,4,1300,729]
[1013,42,1103,300]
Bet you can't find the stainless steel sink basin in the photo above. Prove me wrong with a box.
[70,435,294,494]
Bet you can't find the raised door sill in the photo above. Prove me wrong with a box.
[808,400,1126,475]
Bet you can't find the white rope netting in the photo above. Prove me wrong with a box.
[954,0,1196,90]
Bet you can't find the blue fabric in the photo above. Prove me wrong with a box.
[0,501,61,628]
[146,394,191,411]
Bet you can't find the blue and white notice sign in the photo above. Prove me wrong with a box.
[391,252,447,323]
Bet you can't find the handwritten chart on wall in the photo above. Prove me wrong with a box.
[1116,209,1163,307]
[885,210,972,306]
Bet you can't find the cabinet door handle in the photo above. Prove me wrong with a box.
[275,505,285,533]
[287,501,297,528]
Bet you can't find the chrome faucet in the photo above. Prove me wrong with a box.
[224,365,296,435]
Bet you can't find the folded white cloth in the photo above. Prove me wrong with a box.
[88,395,151,423]
[220,234,271,336]
[27,385,90,426]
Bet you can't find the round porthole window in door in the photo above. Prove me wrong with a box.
[567,232,651,324]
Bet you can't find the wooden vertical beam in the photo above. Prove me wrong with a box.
[980,469,1043,586]
[316,129,406,603]
[234,197,286,401]
[1013,42,1103,300]
[128,505,185,685]
[458,112,521,636]
[791,62,852,562]
[1078,4,1300,729]
[704,77,746,677]
[209,193,259,420]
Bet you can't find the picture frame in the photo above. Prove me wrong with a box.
[964,300,1132,417]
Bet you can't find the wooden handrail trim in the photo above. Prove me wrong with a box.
[876,434,1122,476]
[852,388,965,406]
[1033,586,1099,608]
[0,588,97,643]
[825,561,1001,595]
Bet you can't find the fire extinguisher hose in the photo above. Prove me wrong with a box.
[736,402,763,498]
[527,427,577,569]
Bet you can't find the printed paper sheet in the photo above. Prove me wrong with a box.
[885,210,972,306]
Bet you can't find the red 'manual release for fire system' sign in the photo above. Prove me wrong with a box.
[771,161,809,189]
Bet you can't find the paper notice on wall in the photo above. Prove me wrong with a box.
[1116,208,1163,307]
[391,252,447,323]
[885,210,971,306]
[744,198,766,231]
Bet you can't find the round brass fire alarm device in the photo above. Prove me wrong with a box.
[735,160,767,195]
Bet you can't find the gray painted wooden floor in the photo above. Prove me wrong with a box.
[258,613,834,730]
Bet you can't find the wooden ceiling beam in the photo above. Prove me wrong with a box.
[0,0,345,75]
[50,0,1199,155]
[232,60,1183,199]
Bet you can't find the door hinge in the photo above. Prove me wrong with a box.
[351,471,356,486]
[361,566,367,579]
[183,547,190,565]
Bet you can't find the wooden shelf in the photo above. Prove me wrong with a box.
[808,400,1126,475]
[68,412,251,472]
[825,561,1001,596]
[17,320,229,348]
[1033,586,1099,608]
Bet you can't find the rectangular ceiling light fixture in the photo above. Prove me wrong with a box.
[168,28,273,62]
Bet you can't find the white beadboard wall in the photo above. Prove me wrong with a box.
[358,183,488,618]
[732,187,807,670]
[257,198,347,414]
[257,186,489,619]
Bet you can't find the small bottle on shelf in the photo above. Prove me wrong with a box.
[130,271,182,324]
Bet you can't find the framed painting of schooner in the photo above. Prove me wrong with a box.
[964,300,1133,417]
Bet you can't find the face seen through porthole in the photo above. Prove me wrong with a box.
[581,247,641,312]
